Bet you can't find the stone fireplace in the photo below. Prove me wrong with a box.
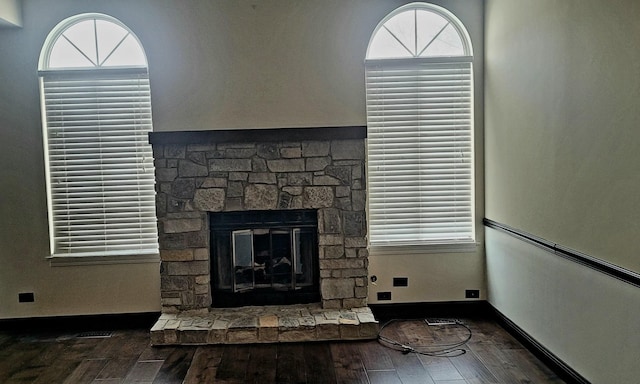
[148,127,376,345]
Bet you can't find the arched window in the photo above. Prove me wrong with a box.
[39,14,158,259]
[366,3,474,248]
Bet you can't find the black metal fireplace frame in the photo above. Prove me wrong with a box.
[209,209,320,308]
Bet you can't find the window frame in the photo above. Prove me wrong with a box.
[365,3,477,253]
[38,13,159,265]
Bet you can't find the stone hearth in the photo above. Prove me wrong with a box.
[150,304,378,345]
[148,127,376,344]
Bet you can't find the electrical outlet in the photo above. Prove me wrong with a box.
[465,289,480,299]
[18,292,35,303]
[377,291,392,300]
[393,277,408,287]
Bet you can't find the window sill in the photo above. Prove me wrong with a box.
[369,242,480,256]
[48,253,160,267]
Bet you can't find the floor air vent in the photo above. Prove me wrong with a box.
[76,330,113,338]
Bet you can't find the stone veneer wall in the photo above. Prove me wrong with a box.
[151,129,368,312]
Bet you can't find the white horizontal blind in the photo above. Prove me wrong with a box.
[366,60,474,247]
[42,72,158,257]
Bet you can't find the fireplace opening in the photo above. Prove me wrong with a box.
[210,210,320,308]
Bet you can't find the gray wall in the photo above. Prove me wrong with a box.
[0,0,484,318]
[485,0,640,381]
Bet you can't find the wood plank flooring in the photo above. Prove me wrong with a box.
[0,316,565,383]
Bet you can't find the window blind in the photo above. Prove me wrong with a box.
[42,72,158,257]
[366,60,474,247]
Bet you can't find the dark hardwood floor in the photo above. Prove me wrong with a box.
[0,316,565,383]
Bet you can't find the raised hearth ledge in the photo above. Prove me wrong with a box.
[150,304,379,345]
[148,126,367,145]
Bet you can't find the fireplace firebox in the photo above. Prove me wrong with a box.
[210,210,320,307]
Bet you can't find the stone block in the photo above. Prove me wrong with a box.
[187,151,207,164]
[194,284,209,295]
[302,141,330,157]
[195,274,210,285]
[161,275,191,291]
[150,330,165,345]
[229,172,248,181]
[259,314,278,328]
[335,186,350,198]
[259,327,279,342]
[313,175,341,185]
[321,208,342,234]
[343,298,367,308]
[194,294,211,308]
[179,160,209,177]
[340,324,360,339]
[252,157,268,172]
[164,218,202,233]
[286,172,313,186]
[227,329,258,343]
[318,234,343,246]
[320,259,364,270]
[200,177,227,188]
[180,328,208,344]
[156,168,177,182]
[227,181,244,197]
[335,197,352,211]
[207,328,227,344]
[249,172,277,184]
[194,188,225,211]
[172,179,196,199]
[352,190,366,211]
[345,237,367,248]
[306,157,331,171]
[303,186,334,208]
[280,147,301,158]
[161,249,194,262]
[321,278,355,300]
[331,140,364,160]
[185,231,209,248]
[355,286,368,298]
[345,248,357,258]
[278,193,292,209]
[257,143,280,159]
[359,322,379,338]
[167,261,209,276]
[225,148,256,158]
[194,248,209,261]
[164,329,178,344]
[279,328,315,342]
[209,158,252,172]
[325,166,351,185]
[165,145,186,159]
[267,158,305,172]
[323,245,345,259]
[225,198,243,211]
[343,212,365,237]
[322,299,343,309]
[161,297,182,306]
[245,184,278,210]
[282,186,303,195]
[316,323,340,340]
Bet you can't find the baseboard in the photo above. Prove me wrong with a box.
[491,306,589,384]
[0,312,160,332]
[369,300,492,320]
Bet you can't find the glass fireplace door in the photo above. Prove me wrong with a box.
[232,230,254,292]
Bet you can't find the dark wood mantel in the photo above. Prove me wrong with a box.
[149,126,367,145]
